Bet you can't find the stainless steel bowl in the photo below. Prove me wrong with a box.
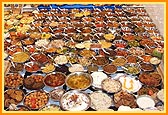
[60,90,91,111]
[65,72,93,90]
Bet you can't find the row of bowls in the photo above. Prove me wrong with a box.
[5,88,163,111]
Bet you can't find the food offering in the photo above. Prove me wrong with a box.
[60,90,91,111]
[138,86,159,96]
[23,74,45,90]
[103,64,117,74]
[112,57,127,67]
[11,52,30,63]
[101,78,122,93]
[118,75,142,93]
[92,56,109,66]
[90,91,112,110]
[140,63,155,72]
[66,72,92,90]
[91,71,108,89]
[44,72,66,88]
[24,62,40,73]
[123,63,141,75]
[3,4,164,111]
[5,73,23,88]
[24,90,49,110]
[39,104,61,111]
[7,105,30,111]
[4,89,24,107]
[139,72,162,87]
[114,91,137,108]
[136,95,155,109]
[50,88,65,101]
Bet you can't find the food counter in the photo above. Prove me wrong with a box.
[3,4,164,111]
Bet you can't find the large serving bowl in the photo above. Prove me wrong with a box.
[65,72,92,90]
[23,90,49,110]
[43,72,66,88]
[60,90,91,111]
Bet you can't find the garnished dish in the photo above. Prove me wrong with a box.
[60,90,91,111]
[119,75,142,93]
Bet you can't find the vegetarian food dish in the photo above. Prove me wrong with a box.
[66,72,92,90]
[114,91,137,108]
[136,95,155,109]
[102,78,122,93]
[24,91,49,110]
[50,88,65,101]
[5,73,23,88]
[60,90,90,111]
[103,64,117,74]
[91,72,108,89]
[4,89,24,107]
[44,72,66,87]
[23,74,45,90]
[139,72,162,87]
[3,4,164,111]
[90,91,112,110]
